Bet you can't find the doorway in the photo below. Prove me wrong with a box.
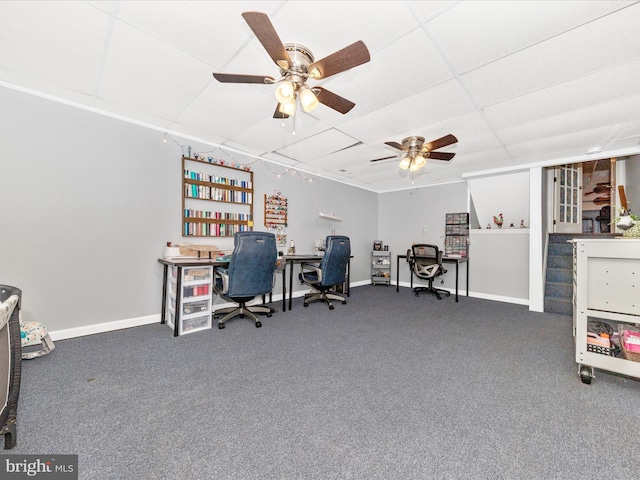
[551,158,614,234]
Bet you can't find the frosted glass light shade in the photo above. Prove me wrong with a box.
[300,87,319,112]
[275,81,295,103]
[414,155,426,169]
[279,99,297,116]
[398,157,411,170]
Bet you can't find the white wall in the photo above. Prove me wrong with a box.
[377,182,469,292]
[469,230,530,303]
[0,86,377,335]
[467,171,530,229]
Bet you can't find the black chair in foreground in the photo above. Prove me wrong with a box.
[409,244,450,300]
[300,235,351,309]
[213,232,277,329]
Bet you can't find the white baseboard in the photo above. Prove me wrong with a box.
[49,282,438,341]
[393,281,528,306]
[50,314,160,341]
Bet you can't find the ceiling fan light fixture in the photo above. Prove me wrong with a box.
[275,80,295,104]
[278,98,297,116]
[308,66,322,79]
[414,154,426,169]
[300,87,319,112]
[398,157,411,170]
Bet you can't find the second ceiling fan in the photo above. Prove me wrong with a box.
[370,134,458,171]
[212,11,370,118]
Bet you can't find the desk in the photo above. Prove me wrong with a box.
[396,254,468,302]
[281,254,351,311]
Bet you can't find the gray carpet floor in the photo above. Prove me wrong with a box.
[8,286,640,479]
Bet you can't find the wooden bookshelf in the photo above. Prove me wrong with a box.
[182,156,254,237]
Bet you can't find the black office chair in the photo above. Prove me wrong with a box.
[300,235,351,309]
[212,232,277,329]
[595,205,611,233]
[409,244,450,300]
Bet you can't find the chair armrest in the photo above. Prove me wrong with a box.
[212,267,230,294]
[300,263,322,284]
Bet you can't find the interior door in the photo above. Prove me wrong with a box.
[553,164,583,233]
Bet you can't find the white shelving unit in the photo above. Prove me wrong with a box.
[572,238,640,384]
[166,265,213,336]
[371,250,391,286]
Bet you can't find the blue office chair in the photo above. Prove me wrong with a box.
[300,235,351,309]
[212,232,277,329]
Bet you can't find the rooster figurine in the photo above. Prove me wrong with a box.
[493,213,504,229]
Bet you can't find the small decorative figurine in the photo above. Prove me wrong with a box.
[487,224,492,229]
[520,219,526,228]
[509,223,515,228]
[493,213,504,229]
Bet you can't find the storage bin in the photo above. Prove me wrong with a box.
[181,315,211,334]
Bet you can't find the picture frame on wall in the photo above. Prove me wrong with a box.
[373,240,383,251]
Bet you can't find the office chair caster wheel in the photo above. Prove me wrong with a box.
[341,300,346,304]
[255,321,262,328]
[329,305,334,310]
[304,303,308,307]
[218,323,225,329]
[579,364,593,384]
[266,312,272,317]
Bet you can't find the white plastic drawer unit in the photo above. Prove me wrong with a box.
[182,299,210,315]
[181,314,211,334]
[182,267,211,283]
[587,257,639,316]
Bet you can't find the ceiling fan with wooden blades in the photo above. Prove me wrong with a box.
[370,134,458,171]
[212,11,370,118]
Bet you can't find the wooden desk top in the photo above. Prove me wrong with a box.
[158,257,230,267]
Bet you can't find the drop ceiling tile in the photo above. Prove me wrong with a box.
[275,128,359,162]
[116,1,281,67]
[228,112,331,155]
[318,28,455,122]
[483,58,640,131]
[0,1,110,95]
[173,82,275,141]
[496,94,640,148]
[427,0,635,74]
[306,143,385,171]
[272,1,418,54]
[338,79,475,143]
[99,21,214,119]
[461,3,640,107]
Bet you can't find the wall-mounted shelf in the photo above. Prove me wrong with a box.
[182,156,254,237]
[264,192,287,228]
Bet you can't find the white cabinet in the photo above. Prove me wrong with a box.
[371,250,391,286]
[572,238,640,384]
[166,265,213,336]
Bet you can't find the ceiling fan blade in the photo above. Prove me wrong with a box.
[424,134,458,152]
[428,151,456,161]
[314,87,355,114]
[273,104,289,119]
[242,11,291,68]
[308,40,370,80]
[370,155,400,163]
[213,72,275,84]
[385,141,408,152]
